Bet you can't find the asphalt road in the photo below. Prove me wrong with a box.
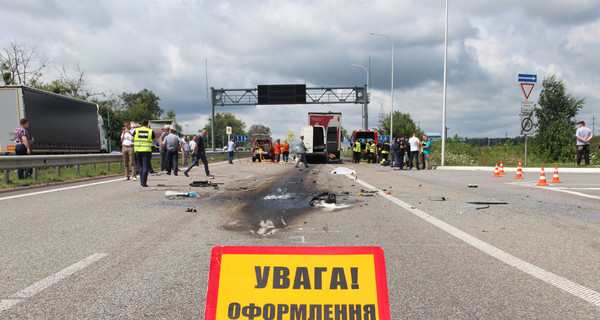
[1,160,599,319]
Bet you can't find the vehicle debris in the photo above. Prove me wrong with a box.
[467,201,508,205]
[189,180,219,189]
[309,192,353,211]
[165,191,199,198]
[428,197,446,201]
[309,192,336,205]
[468,184,478,188]
[185,208,197,213]
[263,194,295,200]
[328,167,356,175]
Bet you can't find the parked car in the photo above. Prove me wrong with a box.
[251,134,274,162]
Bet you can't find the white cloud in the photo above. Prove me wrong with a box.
[1,0,599,139]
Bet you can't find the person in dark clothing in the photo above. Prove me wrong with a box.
[184,129,212,178]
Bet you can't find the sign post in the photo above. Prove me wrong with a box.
[518,74,537,166]
[226,126,232,145]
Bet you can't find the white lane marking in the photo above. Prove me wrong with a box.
[544,188,600,200]
[0,253,108,313]
[350,175,600,308]
[0,179,123,201]
[508,182,600,200]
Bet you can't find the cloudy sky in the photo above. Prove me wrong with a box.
[1,0,599,141]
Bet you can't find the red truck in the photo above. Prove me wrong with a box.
[308,112,342,161]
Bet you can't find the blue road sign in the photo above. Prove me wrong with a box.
[378,135,390,143]
[235,135,248,142]
[518,74,537,83]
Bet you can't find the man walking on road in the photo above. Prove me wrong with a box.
[184,129,213,178]
[575,120,593,165]
[132,119,157,187]
[295,135,309,168]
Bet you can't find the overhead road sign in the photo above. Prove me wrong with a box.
[258,84,307,105]
[518,74,537,83]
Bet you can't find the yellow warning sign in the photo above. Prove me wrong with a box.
[205,246,389,319]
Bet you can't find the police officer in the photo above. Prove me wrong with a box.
[132,119,157,187]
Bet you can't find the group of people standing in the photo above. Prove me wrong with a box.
[121,120,212,187]
[352,133,431,170]
[272,139,291,162]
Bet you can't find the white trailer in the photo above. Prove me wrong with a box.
[0,86,108,154]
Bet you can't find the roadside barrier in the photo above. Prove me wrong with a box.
[550,165,562,183]
[536,166,550,186]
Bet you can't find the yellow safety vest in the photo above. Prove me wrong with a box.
[134,127,153,152]
[381,142,390,154]
[370,143,376,153]
[353,141,361,152]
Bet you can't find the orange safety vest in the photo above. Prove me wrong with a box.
[281,142,289,153]
[274,142,281,154]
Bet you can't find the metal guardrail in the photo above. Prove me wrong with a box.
[1,151,250,184]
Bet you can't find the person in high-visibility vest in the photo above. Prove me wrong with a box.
[274,139,282,162]
[132,119,157,187]
[369,141,377,164]
[380,139,390,165]
[352,140,361,163]
[281,140,290,163]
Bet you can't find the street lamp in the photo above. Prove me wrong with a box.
[370,32,394,141]
[351,64,369,130]
[441,0,449,166]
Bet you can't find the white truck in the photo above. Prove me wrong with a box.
[300,125,326,163]
[308,112,342,161]
[0,86,108,154]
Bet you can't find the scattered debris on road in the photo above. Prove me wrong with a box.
[328,167,356,175]
[165,191,199,199]
[428,197,446,201]
[467,201,508,205]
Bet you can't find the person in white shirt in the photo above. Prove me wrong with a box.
[188,136,197,165]
[575,121,593,165]
[408,133,421,170]
[120,121,136,180]
[181,136,190,165]
[227,139,236,164]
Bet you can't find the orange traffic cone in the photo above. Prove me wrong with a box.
[492,162,502,177]
[550,165,562,183]
[499,161,506,175]
[513,160,524,179]
[536,166,550,186]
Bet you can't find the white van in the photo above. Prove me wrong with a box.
[300,125,327,163]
